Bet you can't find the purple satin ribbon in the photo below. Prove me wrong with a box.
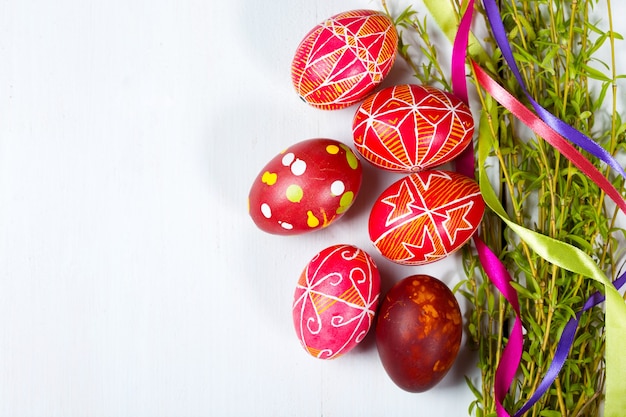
[481,0,626,182]
[513,271,626,417]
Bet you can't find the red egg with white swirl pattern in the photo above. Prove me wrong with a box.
[248,138,362,235]
[292,244,381,359]
[369,170,484,265]
[352,84,474,171]
[291,9,398,110]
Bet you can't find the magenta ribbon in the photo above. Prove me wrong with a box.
[452,0,477,180]
[452,3,524,416]
[451,0,626,416]
[473,237,524,417]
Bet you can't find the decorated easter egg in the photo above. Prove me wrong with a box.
[352,84,474,171]
[376,274,462,392]
[292,244,381,359]
[369,170,484,265]
[291,9,398,110]
[248,138,362,235]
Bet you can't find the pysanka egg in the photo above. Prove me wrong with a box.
[291,9,398,110]
[248,138,362,235]
[369,170,484,265]
[376,275,462,392]
[292,244,381,359]
[352,84,474,171]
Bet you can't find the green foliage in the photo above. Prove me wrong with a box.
[382,0,626,416]
[382,1,452,90]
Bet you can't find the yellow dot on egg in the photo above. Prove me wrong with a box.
[326,144,339,155]
[286,184,303,203]
[306,211,320,228]
[261,171,278,185]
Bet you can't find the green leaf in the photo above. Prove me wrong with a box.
[465,376,483,401]
[582,63,611,81]
[564,234,594,252]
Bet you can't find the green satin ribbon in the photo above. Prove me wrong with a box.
[476,107,626,417]
[423,1,626,415]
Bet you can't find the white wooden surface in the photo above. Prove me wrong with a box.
[1,0,624,416]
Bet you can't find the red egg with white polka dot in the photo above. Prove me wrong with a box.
[353,84,474,172]
[369,170,484,265]
[291,9,398,110]
[248,138,362,235]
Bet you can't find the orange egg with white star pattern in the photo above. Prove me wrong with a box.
[248,139,362,235]
[368,170,484,265]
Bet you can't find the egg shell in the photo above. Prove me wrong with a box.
[368,170,484,265]
[291,9,398,110]
[353,84,474,172]
[292,244,381,359]
[248,138,362,235]
[376,274,462,393]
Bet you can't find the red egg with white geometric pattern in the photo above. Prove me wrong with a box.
[291,9,398,110]
[369,170,484,265]
[248,138,362,235]
[292,244,381,359]
[353,84,474,171]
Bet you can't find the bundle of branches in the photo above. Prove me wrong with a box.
[382,1,626,416]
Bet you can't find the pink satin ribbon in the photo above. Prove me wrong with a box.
[472,61,626,214]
